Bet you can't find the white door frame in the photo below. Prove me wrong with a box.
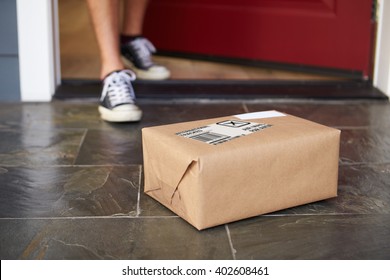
[374,0,390,96]
[16,0,60,102]
[16,0,390,101]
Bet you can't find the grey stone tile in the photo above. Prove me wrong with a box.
[0,219,48,259]
[0,127,85,166]
[308,101,390,128]
[274,164,390,215]
[74,128,143,165]
[0,165,141,218]
[0,102,118,130]
[139,101,247,127]
[336,164,390,213]
[47,102,106,129]
[340,128,390,164]
[0,218,232,260]
[228,214,390,259]
[0,103,83,130]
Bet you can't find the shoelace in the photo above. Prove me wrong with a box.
[101,70,136,107]
[129,38,157,68]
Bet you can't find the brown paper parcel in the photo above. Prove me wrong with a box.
[142,111,340,230]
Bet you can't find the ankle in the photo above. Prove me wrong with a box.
[120,34,143,45]
[100,64,125,80]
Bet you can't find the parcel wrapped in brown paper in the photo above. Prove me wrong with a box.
[142,110,341,230]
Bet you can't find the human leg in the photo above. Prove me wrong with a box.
[122,0,150,37]
[86,0,142,122]
[120,0,170,80]
[85,0,124,79]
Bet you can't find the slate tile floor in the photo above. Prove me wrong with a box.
[1,99,390,260]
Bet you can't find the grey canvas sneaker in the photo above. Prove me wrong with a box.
[121,37,170,80]
[98,70,142,122]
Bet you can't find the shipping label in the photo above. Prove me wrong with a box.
[176,120,271,145]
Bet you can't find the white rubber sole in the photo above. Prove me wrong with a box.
[122,56,171,80]
[98,104,142,122]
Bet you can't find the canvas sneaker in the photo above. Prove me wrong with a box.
[98,70,142,122]
[121,37,170,80]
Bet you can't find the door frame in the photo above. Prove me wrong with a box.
[373,0,390,96]
[16,0,390,101]
[16,0,61,102]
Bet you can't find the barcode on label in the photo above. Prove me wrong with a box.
[190,132,228,143]
[177,120,271,145]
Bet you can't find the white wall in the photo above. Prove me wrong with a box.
[374,0,390,96]
[16,0,60,102]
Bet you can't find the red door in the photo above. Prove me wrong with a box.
[143,0,375,78]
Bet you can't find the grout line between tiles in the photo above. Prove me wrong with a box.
[136,165,142,217]
[0,213,388,222]
[72,128,88,165]
[0,216,180,220]
[2,162,390,168]
[0,164,144,168]
[225,224,237,260]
